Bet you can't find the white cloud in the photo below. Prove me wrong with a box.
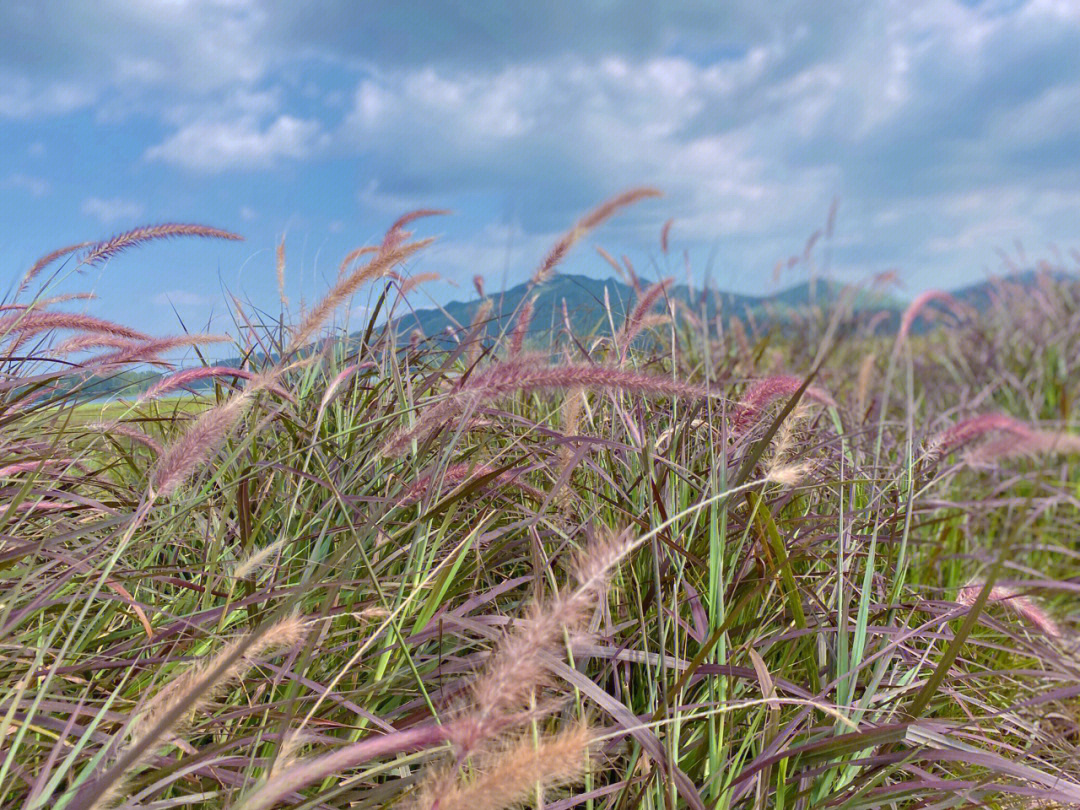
[989,81,1080,147]
[0,75,96,118]
[4,174,50,197]
[239,205,258,221]
[145,114,322,172]
[338,51,834,241]
[81,196,144,223]
[3,0,1080,294]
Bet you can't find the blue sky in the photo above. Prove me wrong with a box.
[2,0,1080,336]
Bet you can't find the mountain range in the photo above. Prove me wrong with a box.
[73,269,1071,399]
[386,269,1063,344]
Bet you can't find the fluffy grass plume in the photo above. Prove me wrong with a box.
[18,241,94,293]
[0,311,148,341]
[79,223,243,267]
[926,413,1037,459]
[897,288,965,344]
[276,235,289,309]
[956,583,1061,640]
[531,187,660,285]
[89,334,232,368]
[292,237,433,349]
[9,202,1080,810]
[383,358,717,457]
[407,725,592,810]
[617,276,672,355]
[140,366,257,400]
[149,391,254,496]
[507,295,534,357]
[90,617,307,810]
[732,374,836,433]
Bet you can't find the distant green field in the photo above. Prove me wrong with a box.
[70,396,208,424]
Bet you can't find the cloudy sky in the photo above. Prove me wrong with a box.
[2,0,1079,334]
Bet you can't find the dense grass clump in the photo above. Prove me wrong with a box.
[3,195,1080,809]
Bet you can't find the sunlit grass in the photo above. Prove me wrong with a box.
[3,198,1080,809]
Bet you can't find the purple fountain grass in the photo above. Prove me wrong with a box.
[147,368,284,497]
[18,241,95,294]
[7,499,84,513]
[863,309,891,335]
[275,236,289,309]
[149,393,253,497]
[239,532,625,810]
[855,352,877,416]
[772,258,785,284]
[395,462,494,507]
[0,459,78,477]
[660,218,673,254]
[531,187,661,286]
[292,238,433,351]
[409,725,592,810]
[458,529,630,751]
[91,617,308,810]
[466,299,494,366]
[620,254,644,293]
[382,356,718,457]
[802,228,822,262]
[956,583,1061,640]
[140,366,258,401]
[395,463,546,509]
[732,375,837,433]
[617,277,672,356]
[473,274,485,298]
[825,196,839,238]
[378,208,450,255]
[338,245,379,277]
[896,289,965,344]
[507,296,534,357]
[595,245,623,280]
[52,335,138,357]
[385,208,450,239]
[872,268,902,289]
[672,298,701,329]
[84,422,163,454]
[394,271,441,296]
[318,361,375,415]
[926,413,1036,460]
[0,311,148,341]
[967,429,1080,463]
[1,292,96,313]
[577,188,661,230]
[237,724,466,810]
[127,616,307,745]
[79,223,243,268]
[469,299,494,333]
[88,334,232,369]
[730,315,751,359]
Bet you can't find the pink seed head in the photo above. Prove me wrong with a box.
[732,375,836,432]
[927,413,1035,459]
[956,583,1061,640]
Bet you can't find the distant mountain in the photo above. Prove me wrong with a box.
[387,269,1076,345]
[69,269,1076,400]
[386,273,906,343]
[947,268,1074,312]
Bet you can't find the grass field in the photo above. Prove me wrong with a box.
[3,197,1080,809]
